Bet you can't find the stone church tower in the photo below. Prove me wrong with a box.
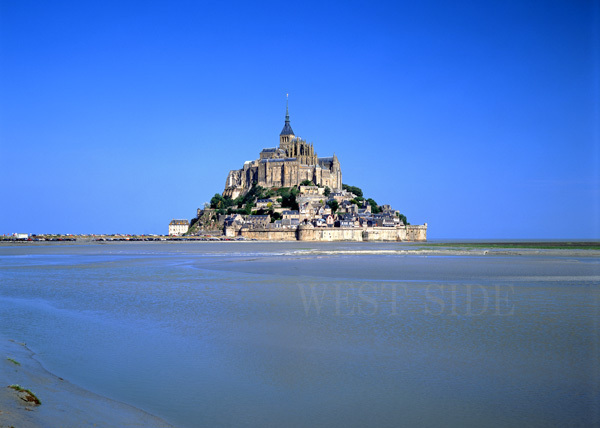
[279,98,294,145]
[223,100,342,199]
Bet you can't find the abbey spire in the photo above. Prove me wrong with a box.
[280,94,295,141]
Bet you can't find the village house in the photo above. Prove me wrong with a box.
[282,210,299,221]
[324,214,335,227]
[168,219,190,236]
[298,185,324,195]
[223,214,244,227]
[255,198,277,210]
[245,215,271,228]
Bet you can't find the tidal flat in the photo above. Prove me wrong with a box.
[0,338,171,427]
[0,241,598,427]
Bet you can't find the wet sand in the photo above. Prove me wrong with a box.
[0,338,172,428]
[1,242,598,426]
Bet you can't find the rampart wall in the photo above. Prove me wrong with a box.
[238,229,297,241]
[230,224,427,242]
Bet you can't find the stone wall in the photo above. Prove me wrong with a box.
[361,224,428,241]
[238,228,298,241]
[405,224,428,241]
[297,227,363,241]
[230,224,427,242]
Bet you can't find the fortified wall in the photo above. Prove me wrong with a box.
[298,224,427,242]
[234,224,427,242]
[237,228,298,241]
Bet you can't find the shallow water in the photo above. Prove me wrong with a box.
[0,242,598,427]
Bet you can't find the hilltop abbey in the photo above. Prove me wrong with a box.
[223,101,342,199]
[174,98,427,241]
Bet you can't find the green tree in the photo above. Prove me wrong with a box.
[210,193,235,210]
[323,186,331,196]
[342,184,363,198]
[367,198,381,214]
[242,185,266,205]
[281,194,299,210]
[301,179,314,186]
[327,199,339,213]
[278,186,299,210]
[397,213,408,225]
[210,193,224,209]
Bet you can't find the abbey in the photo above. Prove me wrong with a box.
[223,102,342,199]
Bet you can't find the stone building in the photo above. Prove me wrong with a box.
[245,215,271,228]
[223,101,342,199]
[168,219,189,236]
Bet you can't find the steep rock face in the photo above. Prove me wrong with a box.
[189,209,223,233]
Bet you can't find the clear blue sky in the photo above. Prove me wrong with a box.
[1,0,598,238]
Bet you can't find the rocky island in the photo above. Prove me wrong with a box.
[186,101,427,241]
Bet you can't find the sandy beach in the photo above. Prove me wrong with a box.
[0,338,172,428]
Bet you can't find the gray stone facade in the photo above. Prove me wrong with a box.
[223,104,341,199]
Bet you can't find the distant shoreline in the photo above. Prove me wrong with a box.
[1,238,599,250]
[421,241,600,250]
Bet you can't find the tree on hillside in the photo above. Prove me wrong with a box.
[210,193,234,209]
[327,199,339,213]
[367,198,381,214]
[323,186,331,196]
[396,212,408,225]
[222,185,268,213]
[278,186,299,210]
[342,184,363,198]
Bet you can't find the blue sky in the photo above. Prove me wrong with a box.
[1,0,598,238]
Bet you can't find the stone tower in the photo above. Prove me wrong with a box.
[279,96,294,146]
[278,98,318,166]
[222,98,342,198]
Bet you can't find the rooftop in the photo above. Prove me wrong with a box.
[280,98,295,136]
[280,121,294,136]
[169,219,189,225]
